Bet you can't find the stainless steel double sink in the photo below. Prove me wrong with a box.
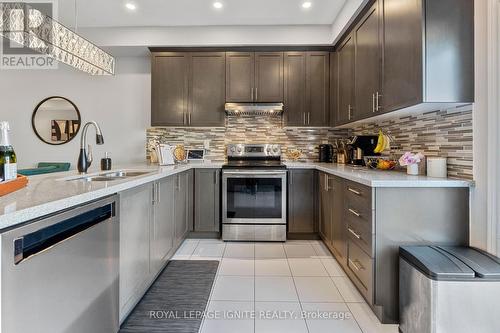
[66,170,153,182]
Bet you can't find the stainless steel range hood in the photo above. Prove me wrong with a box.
[225,103,284,116]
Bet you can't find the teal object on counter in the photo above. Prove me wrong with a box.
[18,162,71,176]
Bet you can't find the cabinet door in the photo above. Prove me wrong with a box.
[255,52,284,102]
[306,52,330,126]
[382,0,423,112]
[226,52,255,102]
[174,172,188,246]
[195,169,220,232]
[330,52,338,126]
[188,52,226,126]
[119,183,153,316]
[187,169,194,232]
[319,173,332,243]
[288,169,316,233]
[284,52,307,126]
[152,177,175,272]
[354,1,381,119]
[151,53,189,126]
[331,176,347,266]
[337,35,355,124]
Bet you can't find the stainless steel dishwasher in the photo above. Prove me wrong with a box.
[1,195,119,333]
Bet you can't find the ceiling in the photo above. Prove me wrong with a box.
[59,0,348,28]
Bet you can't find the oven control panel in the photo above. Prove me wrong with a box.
[227,144,282,157]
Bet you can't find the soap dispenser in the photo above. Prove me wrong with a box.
[101,152,112,171]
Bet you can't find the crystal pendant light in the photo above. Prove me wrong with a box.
[0,2,115,75]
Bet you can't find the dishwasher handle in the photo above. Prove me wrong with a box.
[14,202,116,265]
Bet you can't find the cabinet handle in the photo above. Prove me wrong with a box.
[157,182,161,203]
[303,113,306,125]
[183,113,186,125]
[255,87,258,101]
[348,187,361,196]
[348,227,361,239]
[152,183,156,205]
[372,93,376,113]
[348,208,361,217]
[348,104,352,120]
[307,112,311,125]
[376,92,382,111]
[251,88,254,101]
[289,172,293,185]
[349,258,365,271]
[324,175,331,191]
[188,113,191,125]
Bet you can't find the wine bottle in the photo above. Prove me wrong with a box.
[0,121,17,182]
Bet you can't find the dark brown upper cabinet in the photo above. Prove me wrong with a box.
[329,52,338,126]
[188,52,226,126]
[284,52,330,127]
[255,52,284,102]
[226,52,283,103]
[307,52,330,126]
[336,35,355,125]
[151,52,226,127]
[225,52,255,102]
[152,53,189,126]
[381,0,474,113]
[354,0,381,119]
[333,0,473,127]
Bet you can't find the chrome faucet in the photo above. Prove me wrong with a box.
[77,121,104,173]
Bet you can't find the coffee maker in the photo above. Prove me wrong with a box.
[318,144,334,163]
[348,135,379,166]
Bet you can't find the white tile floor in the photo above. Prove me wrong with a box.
[171,239,399,333]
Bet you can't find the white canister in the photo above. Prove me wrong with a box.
[427,157,447,178]
[407,164,419,175]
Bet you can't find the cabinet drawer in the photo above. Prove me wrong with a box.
[344,201,372,229]
[344,181,372,209]
[346,221,373,257]
[347,240,373,299]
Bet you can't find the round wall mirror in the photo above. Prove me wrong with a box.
[32,96,81,145]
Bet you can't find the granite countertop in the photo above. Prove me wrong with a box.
[0,161,472,231]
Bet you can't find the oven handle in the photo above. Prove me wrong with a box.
[223,170,287,176]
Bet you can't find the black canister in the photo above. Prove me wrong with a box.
[101,152,112,171]
[319,144,334,163]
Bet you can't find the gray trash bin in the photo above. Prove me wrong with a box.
[399,246,500,333]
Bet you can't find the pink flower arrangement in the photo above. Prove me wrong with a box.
[399,152,424,166]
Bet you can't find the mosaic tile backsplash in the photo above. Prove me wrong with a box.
[146,104,473,180]
[147,116,348,163]
[351,105,473,180]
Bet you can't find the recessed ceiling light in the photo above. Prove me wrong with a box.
[213,2,223,9]
[302,2,312,9]
[125,2,136,11]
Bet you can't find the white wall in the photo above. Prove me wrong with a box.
[0,56,151,170]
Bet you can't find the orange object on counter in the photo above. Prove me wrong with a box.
[0,175,28,196]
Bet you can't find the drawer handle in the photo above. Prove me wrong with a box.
[348,188,361,196]
[348,208,361,217]
[348,227,361,239]
[349,259,365,271]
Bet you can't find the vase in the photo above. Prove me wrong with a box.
[407,164,419,175]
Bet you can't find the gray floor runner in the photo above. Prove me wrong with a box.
[119,260,219,333]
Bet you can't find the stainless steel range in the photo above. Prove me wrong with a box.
[222,144,287,242]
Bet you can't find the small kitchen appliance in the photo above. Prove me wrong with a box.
[318,144,334,163]
[222,143,286,242]
[348,135,379,166]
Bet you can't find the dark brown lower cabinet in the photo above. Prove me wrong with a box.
[330,176,346,266]
[318,172,333,243]
[194,169,220,232]
[288,169,317,234]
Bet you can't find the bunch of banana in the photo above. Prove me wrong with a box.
[374,130,391,153]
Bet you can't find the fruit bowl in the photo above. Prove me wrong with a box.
[365,157,397,170]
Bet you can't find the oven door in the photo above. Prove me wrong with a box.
[222,170,287,224]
